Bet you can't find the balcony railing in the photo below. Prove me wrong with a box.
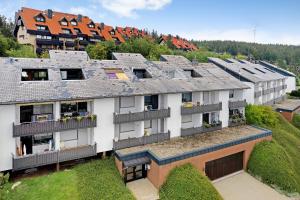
[12,144,97,171]
[282,85,287,90]
[113,131,170,150]
[13,116,97,137]
[228,119,246,127]
[254,91,262,98]
[263,88,275,95]
[181,102,222,115]
[274,86,283,92]
[229,100,247,109]
[181,122,222,137]
[113,108,170,124]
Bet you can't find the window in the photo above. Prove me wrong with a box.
[264,67,276,73]
[78,37,84,41]
[211,112,219,123]
[33,133,53,145]
[110,31,115,35]
[60,102,88,117]
[182,92,192,103]
[242,68,255,74]
[19,35,25,39]
[88,22,95,28]
[36,35,52,40]
[60,69,84,80]
[182,115,192,123]
[35,14,45,22]
[120,97,135,108]
[74,28,81,34]
[37,25,47,31]
[183,69,202,78]
[70,20,77,26]
[91,31,98,35]
[60,19,68,26]
[120,123,135,132]
[62,28,71,34]
[22,69,48,81]
[254,68,266,74]
[144,95,158,110]
[229,90,234,98]
[203,113,210,124]
[133,69,152,79]
[104,68,128,80]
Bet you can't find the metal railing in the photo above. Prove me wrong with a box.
[13,116,97,137]
[12,144,97,171]
[181,102,222,115]
[113,131,170,150]
[181,122,222,137]
[113,108,170,124]
[228,100,247,109]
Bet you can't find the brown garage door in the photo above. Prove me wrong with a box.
[205,152,244,180]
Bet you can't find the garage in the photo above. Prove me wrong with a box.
[205,152,244,180]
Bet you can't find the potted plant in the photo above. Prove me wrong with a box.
[88,114,97,121]
[60,116,70,123]
[76,116,83,122]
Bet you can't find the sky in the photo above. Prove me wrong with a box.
[1,0,300,45]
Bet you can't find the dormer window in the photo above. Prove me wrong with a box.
[110,31,115,35]
[70,19,77,26]
[183,69,202,78]
[60,69,84,80]
[133,69,152,79]
[62,28,71,34]
[60,19,68,26]
[22,69,48,81]
[35,14,45,22]
[88,22,95,28]
[37,25,47,31]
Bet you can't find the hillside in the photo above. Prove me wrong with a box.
[246,105,300,196]
[196,40,300,77]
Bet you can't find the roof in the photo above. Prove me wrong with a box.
[259,61,296,77]
[208,57,286,83]
[0,51,249,105]
[274,99,300,112]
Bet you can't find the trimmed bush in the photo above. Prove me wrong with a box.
[159,164,223,200]
[245,104,278,127]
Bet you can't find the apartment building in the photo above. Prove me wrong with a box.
[0,51,273,188]
[209,58,289,105]
[14,7,196,54]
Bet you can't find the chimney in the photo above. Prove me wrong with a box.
[100,23,105,30]
[77,14,82,22]
[46,9,53,19]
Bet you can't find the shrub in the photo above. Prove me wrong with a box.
[0,172,9,188]
[248,141,300,193]
[245,104,278,127]
[159,164,223,200]
[290,89,300,97]
[292,113,300,129]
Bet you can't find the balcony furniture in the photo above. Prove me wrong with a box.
[13,115,97,137]
[113,108,170,124]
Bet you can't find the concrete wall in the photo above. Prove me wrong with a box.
[94,98,115,153]
[286,76,296,93]
[0,105,16,171]
[166,93,182,138]
[219,90,229,127]
[243,82,255,105]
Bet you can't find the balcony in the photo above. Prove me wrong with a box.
[79,40,89,46]
[229,100,247,109]
[12,144,97,171]
[113,108,170,124]
[13,115,97,137]
[228,117,246,127]
[113,131,170,150]
[274,86,283,92]
[181,122,222,137]
[282,85,287,90]
[65,41,75,47]
[36,39,56,45]
[181,102,222,115]
[263,88,274,95]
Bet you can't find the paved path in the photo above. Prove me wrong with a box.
[213,171,292,200]
[127,178,159,200]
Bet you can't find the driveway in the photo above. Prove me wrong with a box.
[127,178,159,200]
[213,171,292,200]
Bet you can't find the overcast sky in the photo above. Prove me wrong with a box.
[1,0,300,45]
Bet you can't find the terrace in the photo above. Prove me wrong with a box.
[116,125,269,160]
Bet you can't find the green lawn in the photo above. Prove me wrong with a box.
[246,105,300,195]
[0,158,134,200]
[159,164,223,200]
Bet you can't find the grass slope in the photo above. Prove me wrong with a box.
[0,158,134,200]
[246,105,300,195]
[159,164,223,200]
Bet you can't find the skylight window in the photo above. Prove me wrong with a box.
[254,68,266,74]
[264,67,276,73]
[104,68,128,80]
[242,68,255,74]
[60,69,84,80]
[133,69,152,79]
[183,69,202,78]
[22,69,48,81]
